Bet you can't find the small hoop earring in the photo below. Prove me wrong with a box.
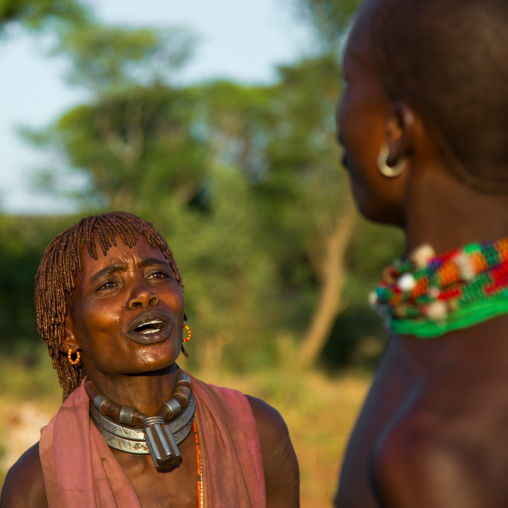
[68,348,80,365]
[377,145,405,177]
[183,324,191,343]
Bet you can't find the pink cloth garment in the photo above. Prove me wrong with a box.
[190,375,266,508]
[39,375,266,507]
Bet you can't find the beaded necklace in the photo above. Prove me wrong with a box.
[370,237,508,338]
[193,420,204,508]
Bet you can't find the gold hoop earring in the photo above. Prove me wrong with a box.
[377,145,405,177]
[68,348,80,365]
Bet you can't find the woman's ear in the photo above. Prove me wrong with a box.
[384,102,418,165]
[58,313,80,354]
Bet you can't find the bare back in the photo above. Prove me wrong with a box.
[335,315,508,507]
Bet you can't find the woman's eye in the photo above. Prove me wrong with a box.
[97,281,117,291]
[148,271,168,280]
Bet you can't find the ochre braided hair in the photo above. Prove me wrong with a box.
[35,211,183,400]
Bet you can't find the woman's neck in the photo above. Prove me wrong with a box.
[404,165,508,254]
[84,362,180,416]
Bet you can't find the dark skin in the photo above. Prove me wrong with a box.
[1,238,299,508]
[335,0,508,506]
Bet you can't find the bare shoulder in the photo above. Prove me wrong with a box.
[246,395,289,442]
[246,395,300,508]
[0,442,48,508]
[374,407,500,508]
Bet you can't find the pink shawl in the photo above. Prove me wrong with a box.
[39,375,266,507]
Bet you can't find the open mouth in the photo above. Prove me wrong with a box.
[127,312,172,344]
[134,320,166,335]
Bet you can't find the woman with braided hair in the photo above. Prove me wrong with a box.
[0,211,299,508]
[335,0,508,506]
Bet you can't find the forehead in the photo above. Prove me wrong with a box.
[79,235,167,278]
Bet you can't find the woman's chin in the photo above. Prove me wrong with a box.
[353,190,404,226]
[132,343,181,373]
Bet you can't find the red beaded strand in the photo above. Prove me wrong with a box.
[193,420,203,508]
[184,324,192,342]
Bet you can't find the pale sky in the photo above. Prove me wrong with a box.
[0,0,315,214]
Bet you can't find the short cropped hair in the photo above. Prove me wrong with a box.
[35,211,183,400]
[369,0,508,191]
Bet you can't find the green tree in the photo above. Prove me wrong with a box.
[262,56,358,368]
[185,58,357,368]
[0,0,90,33]
[0,215,74,357]
[58,24,196,94]
[26,84,208,212]
[22,21,200,211]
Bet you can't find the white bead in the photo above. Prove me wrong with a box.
[454,252,475,281]
[397,273,416,292]
[425,301,448,322]
[410,244,436,268]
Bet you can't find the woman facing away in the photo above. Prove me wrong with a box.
[0,211,300,508]
[335,0,508,506]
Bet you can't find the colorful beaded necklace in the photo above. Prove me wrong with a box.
[370,236,508,338]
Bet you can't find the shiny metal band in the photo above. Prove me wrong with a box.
[90,394,195,455]
[91,404,145,441]
[94,424,150,454]
[167,394,195,435]
[118,405,136,425]
[92,394,109,413]
[162,398,182,419]
[176,372,191,385]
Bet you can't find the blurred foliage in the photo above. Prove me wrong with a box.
[0,343,61,401]
[24,84,209,211]
[56,24,197,93]
[0,214,78,360]
[0,0,90,33]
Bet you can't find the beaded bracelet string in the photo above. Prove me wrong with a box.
[370,237,508,338]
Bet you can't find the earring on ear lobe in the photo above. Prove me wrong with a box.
[180,323,191,358]
[183,324,191,343]
[377,145,406,177]
[68,348,81,366]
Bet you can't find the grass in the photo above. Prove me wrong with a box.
[0,352,371,507]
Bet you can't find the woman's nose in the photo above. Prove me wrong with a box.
[127,282,159,309]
